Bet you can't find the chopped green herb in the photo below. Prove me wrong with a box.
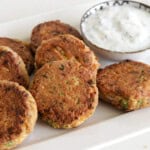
[59,64,64,70]
[42,74,48,78]
[59,92,65,96]
[137,99,143,108]
[5,141,14,147]
[47,120,52,126]
[120,99,128,109]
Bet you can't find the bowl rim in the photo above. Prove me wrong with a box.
[80,0,150,54]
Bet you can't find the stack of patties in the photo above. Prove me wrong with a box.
[30,20,100,128]
[0,40,37,149]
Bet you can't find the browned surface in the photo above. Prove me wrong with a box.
[35,34,99,75]
[0,46,29,88]
[30,59,98,128]
[31,20,82,52]
[97,60,150,111]
[0,82,27,143]
[0,81,37,150]
[0,37,34,74]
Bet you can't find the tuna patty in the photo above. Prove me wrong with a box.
[30,59,98,128]
[35,34,99,75]
[0,46,29,88]
[0,80,37,150]
[30,20,82,52]
[97,60,150,111]
[0,37,34,74]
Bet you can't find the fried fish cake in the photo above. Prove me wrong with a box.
[35,34,99,74]
[97,60,150,111]
[30,59,98,128]
[0,46,29,88]
[0,80,37,150]
[31,20,82,52]
[0,37,34,74]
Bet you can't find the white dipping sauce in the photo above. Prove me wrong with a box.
[82,5,150,52]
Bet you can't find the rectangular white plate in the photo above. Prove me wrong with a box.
[0,3,150,150]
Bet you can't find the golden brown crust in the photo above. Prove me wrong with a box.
[31,20,82,52]
[30,59,98,128]
[35,34,99,75]
[0,80,37,150]
[0,46,29,88]
[0,37,34,74]
[97,60,150,111]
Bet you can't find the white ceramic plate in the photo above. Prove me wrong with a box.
[0,3,150,150]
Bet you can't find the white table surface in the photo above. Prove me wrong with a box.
[0,0,150,150]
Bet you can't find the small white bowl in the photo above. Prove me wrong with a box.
[80,0,150,61]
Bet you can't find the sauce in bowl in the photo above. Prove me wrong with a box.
[81,4,150,52]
